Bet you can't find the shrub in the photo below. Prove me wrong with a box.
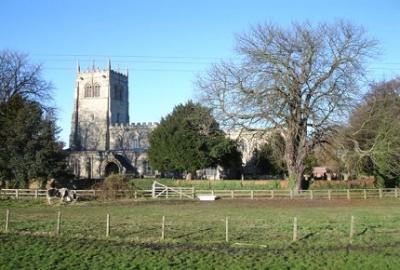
[309,178,376,190]
[94,174,130,200]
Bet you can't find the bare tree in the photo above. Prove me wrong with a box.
[335,77,400,186]
[197,21,378,190]
[0,50,52,105]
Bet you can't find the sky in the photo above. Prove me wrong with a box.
[1,0,400,147]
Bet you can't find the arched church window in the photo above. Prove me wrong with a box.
[119,86,124,101]
[86,157,92,179]
[84,83,92,98]
[74,160,80,175]
[142,160,150,174]
[114,85,123,101]
[117,135,123,149]
[113,85,119,100]
[93,83,100,97]
[133,137,139,148]
[239,139,248,154]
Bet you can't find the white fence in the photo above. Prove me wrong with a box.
[196,188,400,200]
[0,188,399,200]
[152,181,195,199]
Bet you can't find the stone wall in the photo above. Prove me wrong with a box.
[109,122,157,150]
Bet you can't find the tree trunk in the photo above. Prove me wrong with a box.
[287,162,305,192]
[284,127,307,192]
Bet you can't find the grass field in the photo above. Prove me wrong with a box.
[1,198,400,269]
[130,178,281,190]
[128,178,376,191]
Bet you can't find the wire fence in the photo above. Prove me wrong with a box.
[2,209,400,248]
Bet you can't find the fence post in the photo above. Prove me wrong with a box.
[134,190,137,199]
[395,188,398,198]
[151,182,155,198]
[5,209,9,232]
[349,215,354,244]
[379,188,382,199]
[56,211,61,236]
[251,190,254,200]
[231,190,234,199]
[363,189,367,200]
[290,189,293,200]
[211,190,214,196]
[347,189,350,200]
[293,217,297,242]
[271,190,274,199]
[34,189,38,199]
[166,188,169,199]
[161,216,165,240]
[106,214,110,237]
[310,190,313,200]
[15,189,19,199]
[328,190,331,200]
[225,217,229,243]
[192,187,195,199]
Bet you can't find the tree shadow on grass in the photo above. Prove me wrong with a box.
[174,228,213,239]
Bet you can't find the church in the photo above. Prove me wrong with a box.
[67,62,157,179]
[67,62,269,180]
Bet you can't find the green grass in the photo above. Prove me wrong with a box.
[1,198,400,269]
[130,178,281,190]
[1,233,400,270]
[129,178,378,190]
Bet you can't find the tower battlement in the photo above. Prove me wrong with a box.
[76,61,128,77]
[110,122,158,128]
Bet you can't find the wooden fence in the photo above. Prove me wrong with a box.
[195,188,399,200]
[0,188,399,200]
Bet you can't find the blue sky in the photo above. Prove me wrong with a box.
[1,0,399,146]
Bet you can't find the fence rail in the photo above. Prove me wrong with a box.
[0,188,399,200]
[195,188,399,200]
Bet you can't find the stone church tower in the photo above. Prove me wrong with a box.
[70,61,129,150]
[68,62,157,179]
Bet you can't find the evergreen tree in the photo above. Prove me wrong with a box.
[253,132,287,176]
[0,95,68,187]
[148,101,241,178]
